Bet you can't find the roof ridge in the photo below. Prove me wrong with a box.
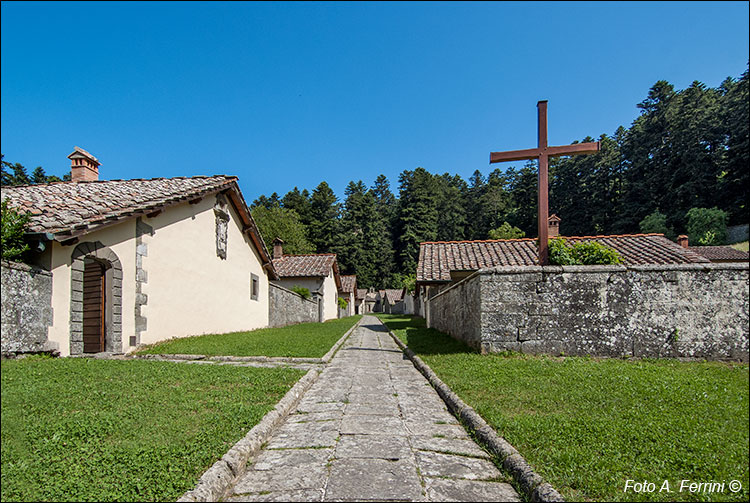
[421,238,536,244]
[2,174,237,189]
[275,253,337,258]
[420,233,667,245]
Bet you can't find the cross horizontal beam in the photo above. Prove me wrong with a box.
[490,141,600,164]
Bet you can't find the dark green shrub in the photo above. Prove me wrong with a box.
[488,222,526,240]
[548,237,622,265]
[1,200,30,261]
[570,241,623,265]
[639,210,674,239]
[548,237,575,265]
[685,207,728,245]
[291,285,311,299]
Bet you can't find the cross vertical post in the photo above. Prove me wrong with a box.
[537,101,550,265]
[489,100,601,265]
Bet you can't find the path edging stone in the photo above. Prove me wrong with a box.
[177,367,320,502]
[321,316,363,363]
[385,324,565,503]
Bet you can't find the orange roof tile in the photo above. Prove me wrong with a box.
[417,234,710,283]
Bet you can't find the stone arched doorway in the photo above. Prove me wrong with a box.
[70,242,122,355]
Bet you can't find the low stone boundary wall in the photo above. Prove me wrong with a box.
[727,223,749,244]
[268,282,318,327]
[1,260,54,355]
[428,263,749,361]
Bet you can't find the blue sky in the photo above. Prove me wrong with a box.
[2,1,748,203]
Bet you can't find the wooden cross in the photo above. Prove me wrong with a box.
[490,100,600,265]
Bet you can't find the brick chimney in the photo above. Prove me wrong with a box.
[548,214,561,238]
[68,147,100,182]
[677,235,689,248]
[273,237,284,259]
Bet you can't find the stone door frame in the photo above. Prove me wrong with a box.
[70,241,123,354]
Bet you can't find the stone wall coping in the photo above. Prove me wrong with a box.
[1,259,52,276]
[269,281,317,305]
[480,262,749,275]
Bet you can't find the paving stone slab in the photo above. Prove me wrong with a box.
[424,477,521,502]
[225,489,324,502]
[324,458,423,501]
[340,415,407,436]
[295,401,346,413]
[401,410,459,425]
[232,461,329,493]
[344,402,401,416]
[346,392,399,405]
[405,422,471,439]
[251,447,334,471]
[286,410,343,423]
[266,428,339,449]
[415,450,502,480]
[410,435,491,459]
[335,434,413,460]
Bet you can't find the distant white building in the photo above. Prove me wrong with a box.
[271,239,342,321]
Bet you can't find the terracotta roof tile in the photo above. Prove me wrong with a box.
[383,289,404,304]
[1,176,237,237]
[273,254,337,278]
[417,234,710,283]
[688,246,749,261]
[356,288,367,300]
[340,275,357,293]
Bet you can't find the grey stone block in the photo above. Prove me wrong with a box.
[324,458,422,501]
[415,450,501,480]
[232,461,328,494]
[335,434,411,459]
[424,477,521,502]
[411,435,490,459]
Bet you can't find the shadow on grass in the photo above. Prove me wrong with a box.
[378,315,479,356]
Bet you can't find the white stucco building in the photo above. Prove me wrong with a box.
[1,147,277,356]
[270,238,342,321]
[338,275,358,316]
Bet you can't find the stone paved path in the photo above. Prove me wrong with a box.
[224,316,520,502]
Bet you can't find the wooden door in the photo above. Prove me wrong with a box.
[83,258,106,353]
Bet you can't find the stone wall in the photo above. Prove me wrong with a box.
[727,224,749,244]
[1,260,54,354]
[269,282,319,327]
[428,263,749,361]
[429,273,482,348]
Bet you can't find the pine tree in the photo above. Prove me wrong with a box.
[308,181,340,253]
[396,167,438,274]
[281,187,312,227]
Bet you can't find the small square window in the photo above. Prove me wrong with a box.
[251,273,259,301]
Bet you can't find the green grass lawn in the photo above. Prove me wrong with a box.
[136,315,362,358]
[378,314,750,502]
[1,357,304,502]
